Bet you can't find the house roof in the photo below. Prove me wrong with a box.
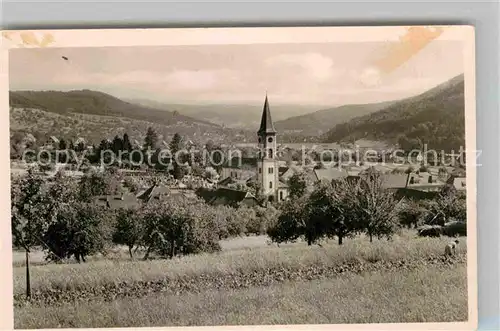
[218,176,248,187]
[314,168,349,182]
[196,187,257,207]
[257,95,277,135]
[136,183,170,202]
[278,180,289,188]
[94,193,140,209]
[451,177,466,191]
[380,174,409,189]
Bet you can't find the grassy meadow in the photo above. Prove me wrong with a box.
[13,230,468,328]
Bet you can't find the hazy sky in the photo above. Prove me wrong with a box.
[10,38,463,106]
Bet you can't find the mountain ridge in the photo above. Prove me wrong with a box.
[321,74,465,151]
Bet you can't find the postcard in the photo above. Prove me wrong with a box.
[1,25,476,330]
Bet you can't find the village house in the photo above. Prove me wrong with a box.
[196,187,258,208]
[93,192,140,210]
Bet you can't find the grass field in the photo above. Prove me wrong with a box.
[13,231,468,328]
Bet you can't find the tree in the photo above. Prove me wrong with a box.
[112,208,142,258]
[307,180,359,245]
[140,196,221,260]
[58,139,67,150]
[397,199,425,229]
[170,133,186,179]
[354,175,399,242]
[253,205,280,235]
[122,133,132,152]
[144,127,158,150]
[11,170,50,298]
[421,191,466,226]
[112,135,124,155]
[78,170,121,201]
[288,172,308,199]
[43,202,106,263]
[267,195,310,244]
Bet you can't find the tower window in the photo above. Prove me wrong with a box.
[268,149,273,158]
[269,181,273,189]
[268,137,273,143]
[258,137,262,143]
[258,167,262,174]
[280,191,284,200]
[268,167,273,174]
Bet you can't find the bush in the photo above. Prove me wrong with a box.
[397,199,425,229]
[421,192,466,226]
[140,196,221,260]
[112,208,142,258]
[417,224,442,238]
[267,195,309,244]
[442,220,466,237]
[43,202,106,263]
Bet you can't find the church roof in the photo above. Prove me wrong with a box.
[258,95,277,135]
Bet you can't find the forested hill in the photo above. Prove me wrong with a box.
[322,74,465,152]
[9,90,217,128]
[274,101,395,136]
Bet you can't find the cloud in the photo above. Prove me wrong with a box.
[359,67,382,87]
[265,52,335,82]
[374,26,445,73]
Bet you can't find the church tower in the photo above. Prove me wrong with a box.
[257,94,278,202]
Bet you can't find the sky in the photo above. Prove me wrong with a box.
[9,29,464,107]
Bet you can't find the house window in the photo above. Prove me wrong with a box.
[268,167,274,174]
[269,181,273,189]
[258,167,262,174]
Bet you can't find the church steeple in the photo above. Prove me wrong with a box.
[258,94,276,135]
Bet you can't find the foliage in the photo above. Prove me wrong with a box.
[287,172,308,199]
[353,175,399,242]
[420,192,466,226]
[269,176,400,245]
[322,75,465,152]
[397,199,425,229]
[252,205,281,235]
[140,196,221,260]
[306,180,360,245]
[112,208,142,258]
[123,176,141,193]
[11,171,49,251]
[144,127,158,150]
[267,195,310,244]
[43,202,106,262]
[78,170,122,201]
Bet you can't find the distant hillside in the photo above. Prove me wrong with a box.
[9,90,260,145]
[10,90,216,128]
[322,74,465,151]
[275,101,395,136]
[126,98,318,129]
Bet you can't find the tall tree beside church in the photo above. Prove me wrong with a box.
[112,135,123,155]
[170,133,185,179]
[288,172,308,199]
[122,133,132,152]
[144,127,158,150]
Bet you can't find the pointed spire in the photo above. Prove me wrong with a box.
[258,94,276,135]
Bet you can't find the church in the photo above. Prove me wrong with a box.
[256,95,289,203]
